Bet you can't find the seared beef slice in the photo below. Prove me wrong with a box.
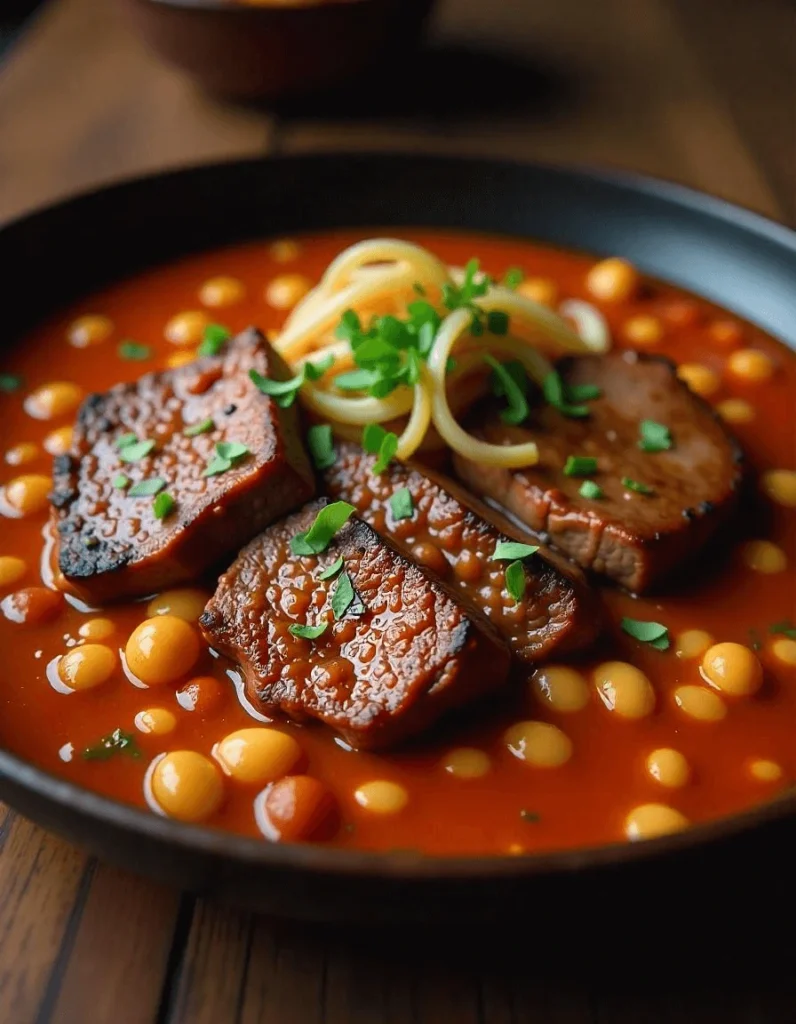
[200,502,511,750]
[52,328,315,602]
[454,351,743,593]
[324,443,600,660]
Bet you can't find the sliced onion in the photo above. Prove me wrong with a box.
[558,299,611,351]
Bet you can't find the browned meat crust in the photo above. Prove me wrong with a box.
[51,328,315,603]
[323,442,601,660]
[200,500,511,750]
[454,351,744,594]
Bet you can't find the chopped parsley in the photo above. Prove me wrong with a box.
[504,561,527,602]
[128,477,165,497]
[290,501,356,556]
[249,354,334,408]
[542,370,591,418]
[331,572,364,619]
[638,419,673,453]
[0,374,23,393]
[390,487,414,521]
[202,441,250,477]
[289,622,329,641]
[491,541,540,561]
[116,432,138,449]
[184,417,214,437]
[579,480,604,500]
[564,456,598,477]
[307,424,335,470]
[118,438,156,463]
[485,355,529,425]
[153,492,176,519]
[117,341,152,361]
[502,267,525,290]
[197,323,231,357]
[770,620,796,640]
[362,424,398,474]
[622,477,654,495]
[441,259,502,336]
[318,556,344,581]
[83,728,141,762]
[112,474,130,490]
[621,617,670,650]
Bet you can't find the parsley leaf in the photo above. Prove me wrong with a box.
[112,474,130,490]
[390,487,414,521]
[485,355,529,425]
[622,477,654,495]
[504,560,527,602]
[197,323,231,357]
[184,417,214,437]
[290,501,356,556]
[331,571,365,619]
[83,728,141,761]
[770,620,796,640]
[639,419,673,453]
[502,267,524,290]
[249,355,333,408]
[118,341,152,361]
[579,480,604,500]
[362,424,399,473]
[334,368,381,392]
[567,383,602,402]
[118,439,155,463]
[564,456,598,477]
[153,492,175,519]
[542,371,590,418]
[621,617,670,650]
[116,432,138,449]
[0,374,23,393]
[128,477,165,497]
[307,424,335,470]
[491,541,540,561]
[318,556,344,581]
[289,622,329,641]
[202,441,250,477]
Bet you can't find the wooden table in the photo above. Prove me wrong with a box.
[0,1,794,1021]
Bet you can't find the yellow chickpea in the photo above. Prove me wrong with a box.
[5,442,40,466]
[58,643,117,691]
[772,638,796,667]
[622,315,663,347]
[147,588,209,623]
[67,314,113,348]
[531,665,590,712]
[761,470,796,509]
[0,556,26,588]
[3,474,51,517]
[673,685,727,722]
[78,617,115,641]
[675,629,713,660]
[709,320,742,347]
[677,363,719,397]
[517,277,558,307]
[24,381,83,420]
[593,662,655,719]
[198,276,245,308]
[741,539,787,574]
[727,349,773,383]
[265,274,311,310]
[125,615,200,686]
[44,426,74,457]
[716,399,754,424]
[165,311,208,347]
[625,803,689,841]
[646,748,690,789]
[585,257,639,303]
[214,728,302,785]
[504,721,573,768]
[748,759,782,783]
[269,239,301,263]
[354,780,408,814]
[442,747,491,779]
[135,708,177,736]
[150,751,224,822]
[700,642,763,697]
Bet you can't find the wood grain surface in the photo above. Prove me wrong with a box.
[0,0,794,1020]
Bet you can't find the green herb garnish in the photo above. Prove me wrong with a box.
[290,501,356,556]
[542,371,590,418]
[318,556,344,581]
[307,424,336,470]
[118,341,152,361]
[202,441,250,477]
[331,572,364,620]
[118,439,156,463]
[622,477,654,495]
[116,432,138,449]
[502,267,524,290]
[566,383,602,402]
[153,492,175,520]
[638,419,673,453]
[491,541,540,561]
[112,474,130,489]
[184,417,214,437]
[621,617,670,650]
[197,323,231,357]
[83,728,141,762]
[487,311,510,335]
[770,620,796,640]
[128,477,165,498]
[288,622,329,641]
[362,424,398,474]
[485,354,529,426]
[390,487,414,521]
[579,480,604,500]
[564,456,598,477]
[504,561,527,602]
[249,354,334,409]
[0,374,23,393]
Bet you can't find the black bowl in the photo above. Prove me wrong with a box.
[2,155,795,929]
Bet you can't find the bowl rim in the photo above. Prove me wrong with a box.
[1,150,794,881]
